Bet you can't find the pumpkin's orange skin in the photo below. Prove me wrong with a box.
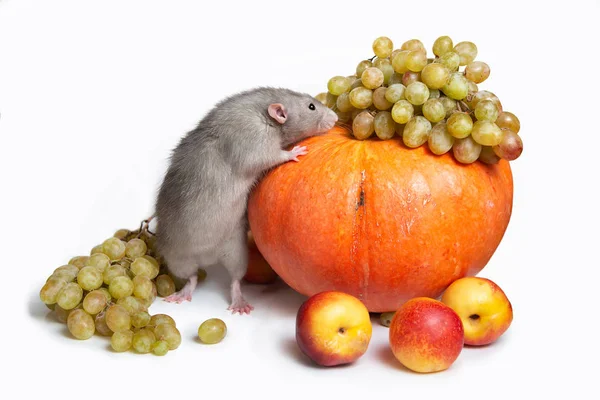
[247,126,513,312]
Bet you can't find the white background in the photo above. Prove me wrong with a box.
[2,0,599,398]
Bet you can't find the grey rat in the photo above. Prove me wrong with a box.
[154,87,337,314]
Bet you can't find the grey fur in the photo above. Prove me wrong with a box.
[154,87,337,310]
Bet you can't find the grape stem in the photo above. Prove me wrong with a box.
[457,101,471,113]
[368,55,377,62]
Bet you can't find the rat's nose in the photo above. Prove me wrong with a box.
[328,109,338,123]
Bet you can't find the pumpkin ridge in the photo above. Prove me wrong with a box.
[349,140,370,304]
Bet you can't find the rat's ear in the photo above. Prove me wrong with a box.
[268,103,287,124]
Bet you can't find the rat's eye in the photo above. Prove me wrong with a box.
[309,103,315,110]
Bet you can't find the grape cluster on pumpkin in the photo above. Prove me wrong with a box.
[316,36,523,165]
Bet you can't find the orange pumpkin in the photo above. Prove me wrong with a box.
[247,126,513,312]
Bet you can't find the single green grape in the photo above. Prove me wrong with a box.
[428,89,440,99]
[95,311,112,336]
[68,256,89,270]
[479,146,501,164]
[198,318,227,344]
[105,304,131,333]
[420,63,450,89]
[117,296,146,315]
[86,253,110,272]
[467,90,502,112]
[336,110,351,124]
[326,92,337,109]
[468,80,479,95]
[401,71,421,87]
[67,309,95,340]
[453,136,482,164]
[387,72,403,86]
[433,36,453,57]
[447,112,474,138]
[83,290,107,315]
[327,76,352,96]
[349,87,373,110]
[437,51,460,72]
[428,122,454,155]
[152,340,170,356]
[315,92,327,105]
[140,282,157,309]
[132,275,153,299]
[349,77,363,91]
[380,312,395,327]
[391,100,414,124]
[150,314,177,328]
[385,84,405,103]
[454,41,478,66]
[372,87,392,110]
[336,93,354,113]
[373,36,393,58]
[90,244,103,255]
[471,121,503,146]
[111,330,134,352]
[395,122,405,137]
[77,266,103,291]
[131,257,158,279]
[132,311,151,329]
[40,277,67,305]
[352,111,375,140]
[400,39,425,52]
[442,73,469,100]
[355,60,373,78]
[361,67,384,90]
[474,100,499,122]
[97,287,112,303]
[109,276,134,300]
[403,116,432,148]
[405,82,430,106]
[103,264,126,285]
[125,238,147,259]
[142,255,160,269]
[377,62,395,85]
[53,265,79,279]
[440,97,457,118]
[465,61,490,84]
[422,99,445,123]
[374,111,396,140]
[49,271,74,284]
[54,304,72,324]
[101,238,126,261]
[405,50,427,72]
[493,129,523,161]
[391,50,411,74]
[154,323,182,350]
[113,229,131,240]
[156,274,176,297]
[495,112,520,133]
[56,282,83,310]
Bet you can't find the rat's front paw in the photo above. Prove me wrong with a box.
[287,146,308,162]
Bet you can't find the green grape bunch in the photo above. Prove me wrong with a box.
[317,36,523,165]
[39,217,187,357]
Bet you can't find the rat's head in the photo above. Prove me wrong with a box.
[267,91,337,147]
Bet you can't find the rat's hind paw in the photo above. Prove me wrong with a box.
[228,301,254,315]
[164,292,192,304]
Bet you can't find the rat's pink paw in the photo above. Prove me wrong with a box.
[228,301,254,315]
[288,145,308,162]
[164,292,192,304]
